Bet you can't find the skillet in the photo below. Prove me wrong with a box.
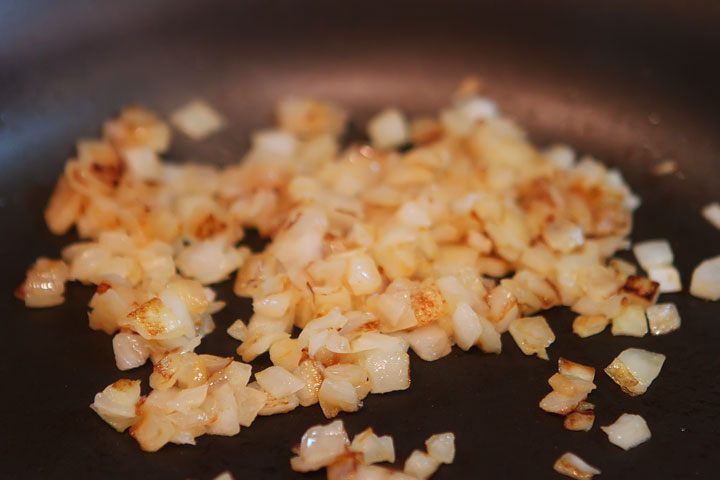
[1,0,719,478]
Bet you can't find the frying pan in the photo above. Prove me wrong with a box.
[2,0,719,478]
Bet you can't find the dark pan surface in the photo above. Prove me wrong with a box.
[1,1,719,478]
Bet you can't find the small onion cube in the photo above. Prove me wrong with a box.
[701,202,720,230]
[292,420,349,472]
[572,314,609,338]
[367,108,409,150]
[633,239,673,271]
[254,366,305,399]
[646,303,681,335]
[404,450,440,480]
[648,266,682,293]
[350,428,395,464]
[605,348,666,396]
[227,319,249,341]
[611,304,648,337]
[558,358,595,382]
[170,100,225,140]
[539,391,586,415]
[601,413,651,450]
[363,350,410,394]
[564,411,595,432]
[553,452,601,480]
[424,432,455,464]
[689,256,720,301]
[452,302,483,351]
[508,316,555,360]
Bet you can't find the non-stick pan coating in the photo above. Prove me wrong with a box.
[1,1,719,478]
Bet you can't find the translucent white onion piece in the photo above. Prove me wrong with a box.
[553,452,601,479]
[452,303,483,351]
[508,316,555,360]
[363,350,410,394]
[404,450,440,480]
[605,348,666,396]
[405,324,452,362]
[90,379,141,432]
[19,257,69,308]
[112,332,151,370]
[292,420,349,472]
[701,202,720,230]
[633,239,673,271]
[646,303,681,335]
[690,256,720,301]
[610,304,648,337]
[170,99,225,140]
[572,314,609,338]
[425,432,455,464]
[558,358,595,382]
[350,428,395,464]
[367,108,409,150]
[254,366,305,399]
[648,266,682,293]
[601,413,651,450]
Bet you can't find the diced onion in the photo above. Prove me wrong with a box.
[689,256,720,301]
[604,348,666,396]
[601,413,651,450]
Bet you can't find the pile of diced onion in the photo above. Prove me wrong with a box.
[15,83,719,479]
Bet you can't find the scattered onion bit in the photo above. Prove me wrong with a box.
[651,160,678,176]
[553,452,601,480]
[572,314,609,338]
[647,265,682,293]
[601,413,651,450]
[701,202,720,230]
[564,411,595,432]
[604,348,666,396]
[689,256,720,301]
[633,239,673,271]
[646,303,681,335]
[170,99,225,140]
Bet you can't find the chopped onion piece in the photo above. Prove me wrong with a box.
[508,316,555,360]
[689,256,720,301]
[363,350,410,394]
[611,304,648,337]
[553,452,601,480]
[424,432,455,464]
[701,202,720,230]
[539,391,586,415]
[112,332,151,370]
[254,366,305,399]
[558,358,595,382]
[227,319,249,341]
[350,428,395,464]
[572,315,609,338]
[367,108,409,150]
[170,100,225,140]
[291,420,349,472]
[633,239,673,271]
[564,411,595,432]
[647,266,682,293]
[404,450,440,480]
[452,302,483,351]
[601,413,651,450]
[404,324,452,361]
[605,348,666,396]
[90,379,141,432]
[646,303,681,335]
